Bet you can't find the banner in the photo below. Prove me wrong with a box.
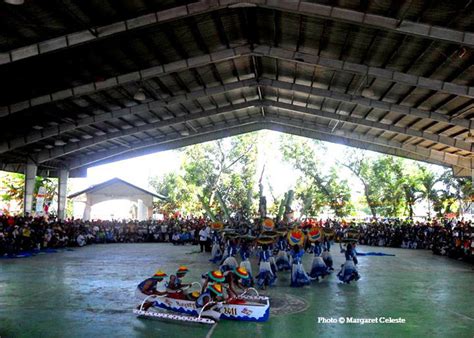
[35,186,46,215]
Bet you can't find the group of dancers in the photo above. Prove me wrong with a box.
[135,221,361,314]
[136,264,254,313]
[209,221,361,289]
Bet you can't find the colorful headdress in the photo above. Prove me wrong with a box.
[234,267,249,279]
[287,229,305,246]
[208,270,225,282]
[177,266,189,274]
[308,227,322,242]
[211,221,224,231]
[262,218,275,232]
[152,270,167,279]
[207,283,223,297]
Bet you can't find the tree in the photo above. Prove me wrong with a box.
[149,133,258,220]
[0,172,57,212]
[418,166,440,219]
[342,150,406,218]
[280,135,353,217]
[399,170,424,219]
[438,169,474,217]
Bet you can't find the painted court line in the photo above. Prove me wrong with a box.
[206,323,218,338]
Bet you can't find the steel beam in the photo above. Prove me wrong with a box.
[1,1,472,66]
[2,43,473,117]
[0,78,257,153]
[254,45,474,99]
[268,101,474,152]
[35,100,260,163]
[261,79,472,129]
[264,115,473,170]
[67,117,265,169]
[34,97,472,164]
[65,111,472,172]
[0,45,252,117]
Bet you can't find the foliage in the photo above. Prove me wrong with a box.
[280,135,353,217]
[149,133,258,219]
[0,172,57,211]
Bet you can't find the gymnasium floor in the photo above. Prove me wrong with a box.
[1,243,473,338]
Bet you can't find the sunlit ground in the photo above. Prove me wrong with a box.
[1,244,472,338]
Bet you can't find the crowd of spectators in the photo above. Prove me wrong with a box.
[1,213,472,263]
[0,214,211,257]
[329,218,473,263]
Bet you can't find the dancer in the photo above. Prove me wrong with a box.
[337,242,360,284]
[290,244,311,287]
[223,267,250,297]
[220,239,238,272]
[135,270,167,311]
[322,247,334,271]
[239,243,254,287]
[167,266,191,292]
[201,270,225,293]
[209,231,222,263]
[195,283,225,321]
[256,244,276,289]
[309,242,330,281]
[275,235,291,271]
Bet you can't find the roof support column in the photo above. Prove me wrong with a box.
[58,169,69,220]
[23,159,37,217]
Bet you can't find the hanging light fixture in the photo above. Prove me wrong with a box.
[54,140,66,146]
[4,0,24,5]
[133,89,146,101]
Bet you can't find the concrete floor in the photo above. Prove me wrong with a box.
[0,243,473,338]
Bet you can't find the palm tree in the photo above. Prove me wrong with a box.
[418,168,439,219]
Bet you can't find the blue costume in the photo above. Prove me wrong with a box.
[309,242,330,280]
[275,237,291,271]
[256,247,276,288]
[137,278,158,293]
[290,247,311,287]
[337,243,360,284]
[209,232,222,263]
[239,247,254,287]
[220,243,238,272]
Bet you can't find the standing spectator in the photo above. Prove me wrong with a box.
[199,226,208,252]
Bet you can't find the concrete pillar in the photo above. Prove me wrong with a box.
[137,199,148,221]
[83,202,91,221]
[58,169,69,220]
[23,160,38,216]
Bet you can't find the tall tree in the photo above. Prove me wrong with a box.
[418,166,440,219]
[0,172,57,212]
[280,135,353,217]
[149,133,258,219]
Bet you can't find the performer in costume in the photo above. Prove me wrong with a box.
[239,244,254,287]
[135,270,167,311]
[195,283,225,321]
[166,266,191,293]
[220,240,238,272]
[201,270,225,293]
[268,242,278,275]
[209,231,222,263]
[256,244,277,289]
[337,242,360,284]
[275,235,291,271]
[290,244,311,287]
[309,242,330,280]
[223,267,250,297]
[322,247,334,271]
